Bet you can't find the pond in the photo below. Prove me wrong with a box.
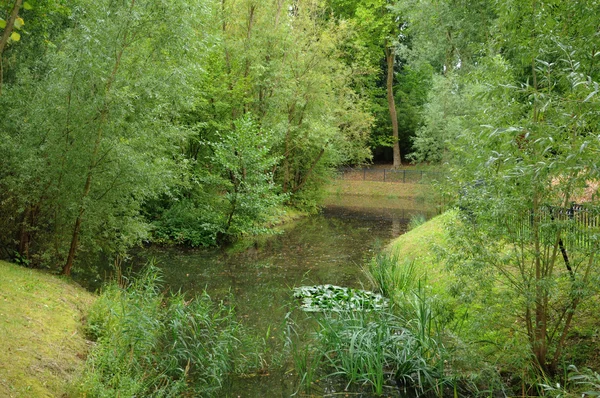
[75,194,434,396]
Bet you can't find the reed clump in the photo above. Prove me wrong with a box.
[77,264,263,397]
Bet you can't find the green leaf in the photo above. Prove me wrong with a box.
[14,17,24,29]
[0,19,6,29]
[23,1,33,10]
[583,90,597,103]
[10,31,20,42]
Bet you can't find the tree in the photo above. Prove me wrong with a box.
[149,0,373,246]
[447,1,600,373]
[0,0,208,273]
[326,0,406,166]
[393,0,600,376]
[0,0,23,94]
[210,115,284,239]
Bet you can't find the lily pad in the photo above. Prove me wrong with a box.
[293,284,388,312]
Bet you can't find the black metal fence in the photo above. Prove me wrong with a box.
[502,203,600,251]
[338,167,444,184]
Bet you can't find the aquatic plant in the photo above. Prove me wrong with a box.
[293,284,388,312]
[78,265,263,397]
[312,309,445,395]
[289,283,449,395]
[367,251,421,300]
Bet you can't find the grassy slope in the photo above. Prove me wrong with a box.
[325,180,426,198]
[386,210,456,290]
[0,261,95,397]
[386,211,600,375]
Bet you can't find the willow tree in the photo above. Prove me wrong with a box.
[445,0,600,375]
[0,0,208,273]
[151,0,373,245]
[212,0,372,191]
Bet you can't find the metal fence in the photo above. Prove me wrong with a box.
[502,203,600,251]
[338,167,444,183]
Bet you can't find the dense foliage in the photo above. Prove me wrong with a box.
[0,0,373,273]
[2,0,600,393]
[397,0,600,386]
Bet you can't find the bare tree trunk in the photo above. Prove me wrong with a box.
[385,46,401,168]
[0,0,23,95]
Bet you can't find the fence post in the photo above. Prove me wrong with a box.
[363,167,366,180]
[383,169,386,182]
[403,170,406,183]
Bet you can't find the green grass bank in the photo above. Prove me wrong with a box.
[386,210,455,291]
[0,261,95,397]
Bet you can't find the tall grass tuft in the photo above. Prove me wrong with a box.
[312,308,446,395]
[78,264,261,397]
[367,251,420,301]
[408,213,428,231]
[539,365,600,397]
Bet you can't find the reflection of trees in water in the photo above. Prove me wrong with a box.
[78,206,425,310]
[392,217,401,236]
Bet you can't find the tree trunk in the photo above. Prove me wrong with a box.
[385,46,401,168]
[62,0,135,275]
[18,205,31,259]
[0,0,23,95]
[292,148,325,194]
[532,194,548,371]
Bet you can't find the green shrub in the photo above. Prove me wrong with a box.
[151,198,224,247]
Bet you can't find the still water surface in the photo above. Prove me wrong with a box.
[78,195,434,396]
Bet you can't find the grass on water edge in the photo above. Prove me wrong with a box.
[384,211,600,392]
[0,260,95,398]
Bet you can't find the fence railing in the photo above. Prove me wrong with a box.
[338,167,444,184]
[501,203,600,251]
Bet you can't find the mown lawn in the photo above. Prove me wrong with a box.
[325,179,426,199]
[0,261,95,397]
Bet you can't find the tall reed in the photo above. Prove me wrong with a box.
[304,307,446,395]
[78,264,262,397]
[367,251,420,301]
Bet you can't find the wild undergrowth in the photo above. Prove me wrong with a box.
[76,265,264,397]
[286,251,457,396]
